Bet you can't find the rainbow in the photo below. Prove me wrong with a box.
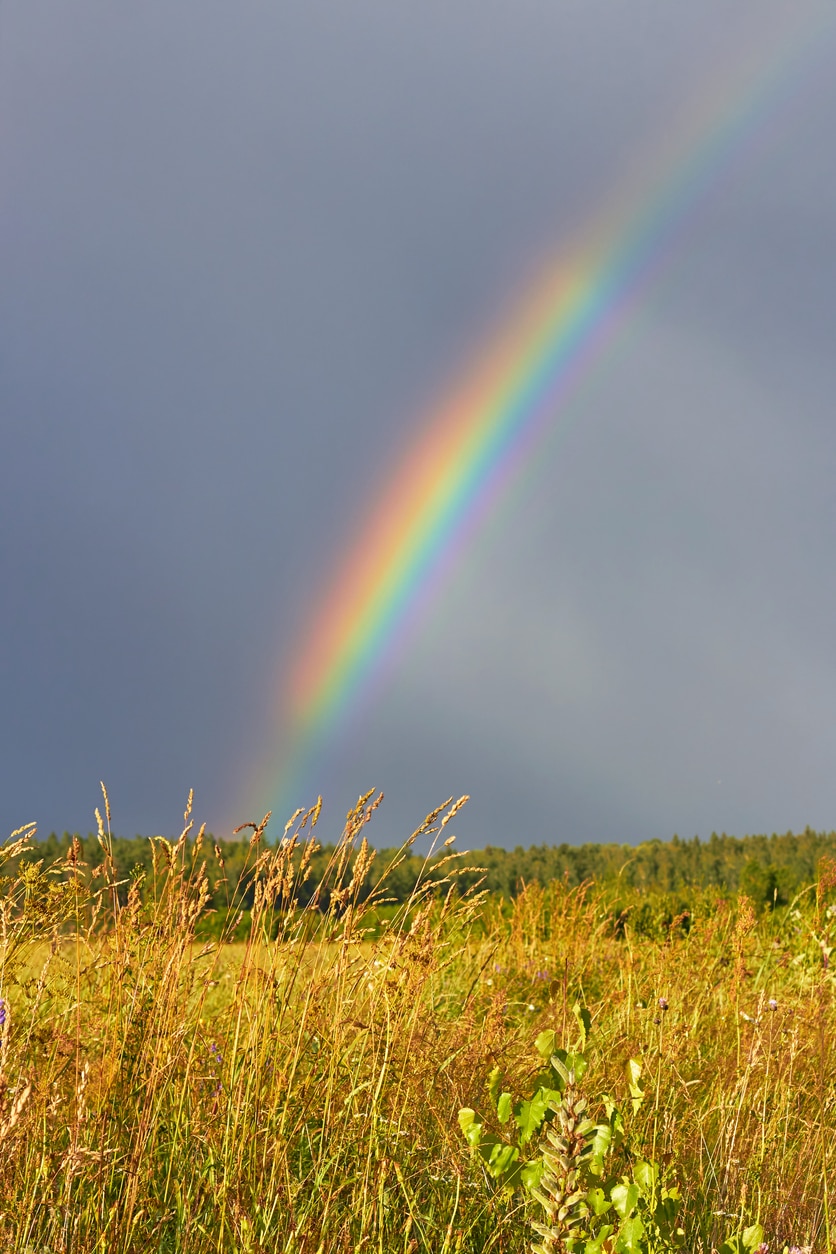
[247,12,832,824]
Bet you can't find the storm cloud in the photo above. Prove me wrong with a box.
[2,1,835,849]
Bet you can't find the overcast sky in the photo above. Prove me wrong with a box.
[3,2,836,850]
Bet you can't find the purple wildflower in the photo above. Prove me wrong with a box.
[658,997,669,1012]
[0,998,5,1027]
[768,998,778,1012]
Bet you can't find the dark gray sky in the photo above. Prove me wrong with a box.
[3,2,836,850]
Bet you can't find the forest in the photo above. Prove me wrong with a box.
[23,821,836,917]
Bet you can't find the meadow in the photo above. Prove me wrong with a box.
[0,790,833,1253]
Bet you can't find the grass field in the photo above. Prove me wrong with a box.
[0,793,833,1253]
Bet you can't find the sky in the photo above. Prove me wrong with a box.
[2,1,836,851]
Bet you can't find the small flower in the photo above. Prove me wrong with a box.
[753,1243,769,1254]
[658,997,669,1012]
[0,999,6,1027]
[527,1004,536,1012]
[535,970,550,981]
[768,998,778,1011]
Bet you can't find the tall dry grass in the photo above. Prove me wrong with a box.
[0,790,833,1253]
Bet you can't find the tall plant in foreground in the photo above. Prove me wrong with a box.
[459,1015,768,1254]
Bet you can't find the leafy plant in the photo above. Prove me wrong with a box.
[459,1013,767,1254]
[458,1007,598,1190]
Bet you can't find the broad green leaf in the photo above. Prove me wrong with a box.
[534,1069,562,1099]
[564,1050,588,1083]
[615,1214,645,1254]
[535,1029,556,1059]
[496,1091,512,1124]
[515,1088,551,1144]
[742,1224,765,1252]
[632,1159,658,1193]
[458,1107,476,1133]
[588,1121,613,1174]
[587,1186,612,1217]
[583,1224,615,1253]
[573,1003,592,1049]
[604,1097,625,1147]
[626,1058,645,1111]
[498,1159,530,1192]
[487,1065,502,1105]
[610,1181,639,1218]
[475,1133,500,1165]
[457,1108,483,1147]
[656,1192,682,1227]
[718,1226,764,1254]
[520,1158,545,1192]
[485,1141,518,1179]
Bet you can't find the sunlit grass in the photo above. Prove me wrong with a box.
[0,793,833,1252]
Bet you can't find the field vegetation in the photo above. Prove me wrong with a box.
[0,789,833,1253]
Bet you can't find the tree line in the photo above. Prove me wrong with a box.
[14,824,836,917]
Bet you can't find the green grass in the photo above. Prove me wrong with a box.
[0,794,833,1252]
